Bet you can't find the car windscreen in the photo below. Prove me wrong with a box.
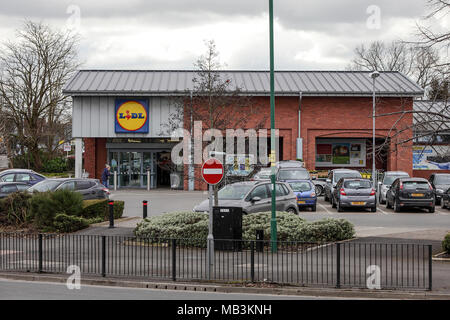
[435,175,450,185]
[383,175,408,186]
[278,170,310,180]
[288,182,312,192]
[28,180,62,192]
[344,180,372,189]
[218,184,253,200]
[403,181,430,190]
[334,172,361,182]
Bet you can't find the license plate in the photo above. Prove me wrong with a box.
[351,202,365,205]
[297,201,306,204]
[411,193,424,197]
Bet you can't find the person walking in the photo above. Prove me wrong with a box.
[101,164,111,188]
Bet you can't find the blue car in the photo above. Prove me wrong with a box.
[286,180,317,212]
[0,169,46,186]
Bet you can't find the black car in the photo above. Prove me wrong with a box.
[442,187,450,210]
[428,173,450,206]
[0,169,46,186]
[0,182,30,198]
[386,177,435,213]
[28,178,109,200]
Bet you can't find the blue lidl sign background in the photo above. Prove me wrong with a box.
[115,99,149,133]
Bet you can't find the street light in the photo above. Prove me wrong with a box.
[370,71,380,190]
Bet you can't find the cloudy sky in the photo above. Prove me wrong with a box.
[0,0,447,70]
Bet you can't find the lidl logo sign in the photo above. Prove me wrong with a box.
[115,99,149,133]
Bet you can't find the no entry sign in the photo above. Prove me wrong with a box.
[202,158,224,185]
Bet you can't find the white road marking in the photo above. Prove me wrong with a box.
[318,203,333,214]
[376,206,389,215]
[436,209,449,216]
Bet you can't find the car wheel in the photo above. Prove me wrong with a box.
[442,200,448,210]
[331,196,337,208]
[429,206,435,213]
[324,192,329,202]
[371,206,377,213]
[315,185,323,196]
[337,201,343,212]
[311,204,316,212]
[286,207,297,215]
[379,194,385,205]
[394,200,401,213]
[386,198,392,209]
[435,198,441,206]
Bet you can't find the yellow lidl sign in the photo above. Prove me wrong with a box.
[115,100,149,133]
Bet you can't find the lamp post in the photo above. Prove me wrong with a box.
[269,0,277,252]
[370,71,380,189]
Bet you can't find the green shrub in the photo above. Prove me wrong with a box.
[443,233,450,253]
[293,218,355,243]
[82,199,124,219]
[29,192,57,229]
[134,211,355,245]
[53,213,89,233]
[51,189,83,217]
[42,157,68,173]
[0,192,32,226]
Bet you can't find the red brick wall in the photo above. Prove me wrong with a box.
[413,170,450,179]
[182,96,415,190]
[83,138,107,180]
[301,97,414,176]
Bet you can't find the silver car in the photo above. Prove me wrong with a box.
[324,169,362,203]
[378,171,409,204]
[193,181,299,214]
[332,178,376,212]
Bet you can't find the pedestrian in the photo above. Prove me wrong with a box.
[101,164,111,188]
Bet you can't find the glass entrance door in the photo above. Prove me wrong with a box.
[108,151,157,188]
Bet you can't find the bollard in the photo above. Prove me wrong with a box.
[108,200,115,228]
[143,200,148,219]
[256,229,264,252]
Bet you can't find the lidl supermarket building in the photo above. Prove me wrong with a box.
[63,70,425,190]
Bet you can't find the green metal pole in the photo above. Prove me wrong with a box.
[269,0,277,252]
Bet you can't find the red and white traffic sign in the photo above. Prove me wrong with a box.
[201,158,224,185]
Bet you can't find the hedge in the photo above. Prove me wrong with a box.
[0,190,124,233]
[82,199,124,220]
[443,233,450,253]
[134,211,355,245]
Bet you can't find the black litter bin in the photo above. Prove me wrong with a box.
[212,206,242,251]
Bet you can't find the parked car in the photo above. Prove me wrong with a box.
[286,180,317,211]
[312,178,326,196]
[378,171,410,204]
[277,167,310,181]
[251,167,272,181]
[331,178,376,212]
[0,182,30,198]
[385,177,435,213]
[441,187,450,210]
[28,178,109,200]
[428,173,450,206]
[275,160,304,168]
[0,169,46,186]
[193,181,299,214]
[324,169,362,202]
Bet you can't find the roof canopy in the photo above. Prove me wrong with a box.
[64,70,424,97]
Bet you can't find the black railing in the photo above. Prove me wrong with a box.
[0,233,432,290]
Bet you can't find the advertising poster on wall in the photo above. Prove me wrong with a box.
[316,139,366,168]
[413,145,450,170]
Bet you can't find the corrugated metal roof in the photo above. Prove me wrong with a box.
[413,100,450,131]
[63,70,424,97]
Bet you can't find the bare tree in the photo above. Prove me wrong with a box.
[0,21,79,170]
[348,40,442,93]
[165,40,266,203]
[417,0,450,54]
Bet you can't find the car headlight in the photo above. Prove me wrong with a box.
[436,189,444,194]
